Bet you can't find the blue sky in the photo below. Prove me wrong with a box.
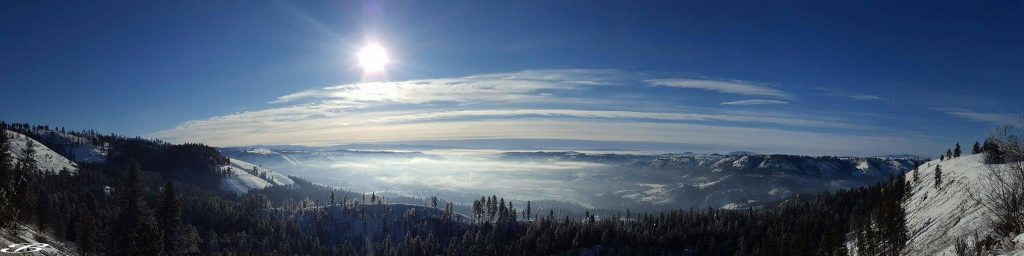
[1,1,1022,156]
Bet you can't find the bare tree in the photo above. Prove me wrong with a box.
[991,123,1024,162]
[954,237,970,256]
[978,116,1024,238]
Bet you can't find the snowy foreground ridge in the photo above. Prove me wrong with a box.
[903,154,1024,255]
[0,224,75,256]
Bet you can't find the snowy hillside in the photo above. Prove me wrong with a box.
[505,151,922,178]
[904,154,995,255]
[4,131,77,174]
[515,152,923,209]
[27,130,107,163]
[220,158,295,194]
[226,148,307,166]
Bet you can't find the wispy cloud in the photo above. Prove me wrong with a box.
[944,110,1019,124]
[848,95,883,101]
[816,87,884,101]
[720,99,789,106]
[647,79,790,98]
[150,107,867,145]
[149,69,941,155]
[363,109,859,129]
[271,69,627,104]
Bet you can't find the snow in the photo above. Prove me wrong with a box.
[246,148,274,155]
[280,154,304,166]
[732,156,750,168]
[768,187,791,196]
[693,175,731,189]
[1005,236,1024,256]
[220,158,294,194]
[856,160,870,172]
[721,203,741,210]
[3,131,77,174]
[30,130,106,163]
[0,224,75,255]
[904,154,993,256]
[616,183,675,205]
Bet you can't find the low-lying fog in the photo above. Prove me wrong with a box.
[231,149,611,208]
[328,150,607,206]
[223,147,915,212]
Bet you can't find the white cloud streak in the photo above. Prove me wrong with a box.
[647,79,790,98]
[361,109,856,129]
[720,99,789,106]
[150,108,866,145]
[945,111,1019,124]
[848,95,883,101]
[816,87,884,101]
[271,69,627,104]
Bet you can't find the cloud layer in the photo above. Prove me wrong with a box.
[150,69,948,156]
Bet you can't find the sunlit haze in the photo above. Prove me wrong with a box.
[357,44,389,73]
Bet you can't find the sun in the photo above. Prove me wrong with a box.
[357,44,389,73]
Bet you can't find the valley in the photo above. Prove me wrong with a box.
[223,146,923,212]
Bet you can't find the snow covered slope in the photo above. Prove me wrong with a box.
[4,131,77,174]
[904,154,992,255]
[220,158,294,194]
[0,224,75,255]
[224,147,306,167]
[28,130,107,163]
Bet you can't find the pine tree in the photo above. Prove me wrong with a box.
[946,149,953,159]
[330,191,336,205]
[472,198,483,222]
[488,195,497,222]
[934,165,942,189]
[77,209,99,255]
[205,230,220,254]
[498,198,506,222]
[15,140,37,175]
[526,201,532,221]
[115,161,164,255]
[158,180,184,255]
[912,167,920,183]
[983,139,1004,163]
[953,143,962,158]
[35,194,50,230]
[972,141,982,154]
[0,130,16,227]
[181,224,200,254]
[13,140,37,221]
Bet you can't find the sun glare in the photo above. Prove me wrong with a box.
[357,44,390,73]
